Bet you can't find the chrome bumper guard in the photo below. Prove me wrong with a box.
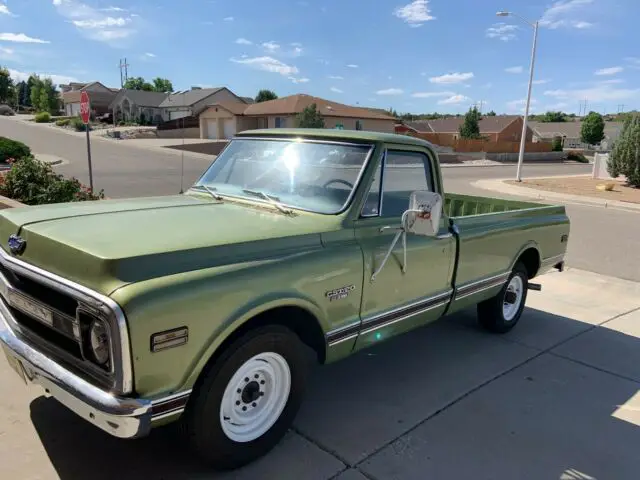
[0,299,189,439]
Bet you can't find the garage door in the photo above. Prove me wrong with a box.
[223,119,236,139]
[207,120,218,139]
[70,103,81,116]
[169,111,189,121]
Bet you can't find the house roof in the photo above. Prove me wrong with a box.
[63,89,117,105]
[241,94,397,120]
[109,89,170,109]
[414,115,521,134]
[404,120,435,133]
[530,121,623,139]
[159,87,225,108]
[206,101,250,115]
[240,96,255,104]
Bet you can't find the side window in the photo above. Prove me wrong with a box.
[361,150,433,218]
[382,150,433,217]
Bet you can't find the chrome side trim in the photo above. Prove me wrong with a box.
[453,272,510,302]
[327,333,359,348]
[0,247,133,395]
[360,299,449,336]
[541,254,565,267]
[361,290,453,328]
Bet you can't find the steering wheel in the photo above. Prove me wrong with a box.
[323,179,355,190]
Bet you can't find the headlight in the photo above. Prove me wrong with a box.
[89,319,110,365]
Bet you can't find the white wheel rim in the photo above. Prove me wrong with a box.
[503,275,524,322]
[219,352,291,443]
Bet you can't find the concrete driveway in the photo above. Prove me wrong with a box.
[1,267,639,480]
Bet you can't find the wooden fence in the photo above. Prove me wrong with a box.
[409,132,552,153]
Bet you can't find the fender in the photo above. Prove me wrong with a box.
[509,240,541,273]
[179,292,326,391]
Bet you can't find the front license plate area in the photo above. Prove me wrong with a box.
[2,345,28,385]
[7,291,54,327]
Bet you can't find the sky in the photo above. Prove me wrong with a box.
[0,0,639,115]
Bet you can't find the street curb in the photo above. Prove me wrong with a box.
[0,195,26,208]
[473,176,640,213]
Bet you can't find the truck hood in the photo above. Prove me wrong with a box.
[0,195,337,295]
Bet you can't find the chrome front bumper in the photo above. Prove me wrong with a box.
[0,299,189,439]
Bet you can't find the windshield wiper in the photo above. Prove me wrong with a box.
[193,185,223,201]
[242,189,294,215]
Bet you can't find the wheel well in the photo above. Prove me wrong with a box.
[517,248,540,279]
[205,306,327,371]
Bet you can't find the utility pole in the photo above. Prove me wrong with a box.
[119,58,130,87]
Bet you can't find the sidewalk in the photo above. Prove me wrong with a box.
[474,175,640,212]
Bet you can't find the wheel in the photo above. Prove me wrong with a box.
[477,262,528,333]
[184,325,314,470]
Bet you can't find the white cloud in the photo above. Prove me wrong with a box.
[598,78,624,85]
[540,0,595,29]
[288,77,309,84]
[532,79,551,85]
[544,102,569,110]
[230,56,298,76]
[505,66,524,74]
[0,46,14,60]
[224,16,234,21]
[544,86,640,102]
[346,64,359,68]
[393,0,435,27]
[486,23,518,41]
[595,66,623,76]
[73,17,131,28]
[0,33,50,43]
[235,38,252,45]
[429,72,474,84]
[376,88,404,95]
[8,68,78,86]
[262,41,280,52]
[291,42,303,47]
[438,94,469,105]
[0,5,15,16]
[506,98,539,112]
[328,75,344,80]
[144,52,156,58]
[330,87,343,93]
[625,57,640,69]
[411,91,455,98]
[52,0,138,44]
[291,45,303,56]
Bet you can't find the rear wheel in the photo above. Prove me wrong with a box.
[477,262,528,333]
[184,325,313,470]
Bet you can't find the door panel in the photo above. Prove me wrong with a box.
[354,217,454,350]
[207,120,218,139]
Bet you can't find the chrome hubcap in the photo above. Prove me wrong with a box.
[503,275,524,321]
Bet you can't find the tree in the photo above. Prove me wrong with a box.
[0,66,14,104]
[152,77,173,93]
[28,75,59,113]
[124,77,154,91]
[459,106,482,139]
[486,110,497,116]
[581,111,605,146]
[296,103,325,128]
[30,76,42,110]
[255,89,278,103]
[17,81,29,107]
[540,111,567,123]
[608,114,640,187]
[552,136,563,152]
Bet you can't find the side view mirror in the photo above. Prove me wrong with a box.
[402,191,443,237]
[371,190,445,282]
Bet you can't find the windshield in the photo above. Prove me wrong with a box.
[193,139,373,214]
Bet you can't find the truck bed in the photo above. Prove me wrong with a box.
[444,193,543,218]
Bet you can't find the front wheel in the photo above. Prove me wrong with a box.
[477,262,529,333]
[184,325,313,470]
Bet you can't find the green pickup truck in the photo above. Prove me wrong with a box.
[0,129,569,469]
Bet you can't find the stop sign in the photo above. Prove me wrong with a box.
[80,90,91,124]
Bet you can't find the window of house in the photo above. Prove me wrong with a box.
[275,117,286,128]
[355,120,363,131]
[361,150,433,218]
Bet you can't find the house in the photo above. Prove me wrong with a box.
[198,94,398,140]
[108,89,170,124]
[398,115,534,144]
[530,121,623,150]
[159,87,247,121]
[61,81,118,117]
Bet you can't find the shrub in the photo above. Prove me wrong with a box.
[0,155,104,205]
[567,151,589,163]
[0,137,31,163]
[34,112,52,123]
[71,117,90,131]
[608,114,640,187]
[55,118,71,127]
[551,136,563,152]
[0,104,15,116]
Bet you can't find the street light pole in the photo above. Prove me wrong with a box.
[517,21,539,182]
[496,11,539,182]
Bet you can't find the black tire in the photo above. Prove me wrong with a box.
[184,325,314,470]
[477,262,529,333]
